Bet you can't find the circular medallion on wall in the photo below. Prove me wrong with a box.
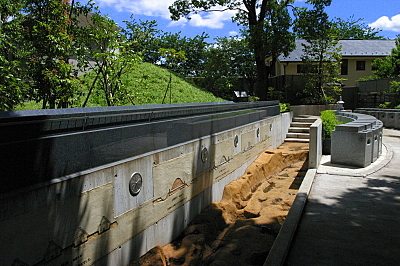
[129,172,143,196]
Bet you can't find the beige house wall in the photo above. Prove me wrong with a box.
[273,56,386,88]
[338,56,385,87]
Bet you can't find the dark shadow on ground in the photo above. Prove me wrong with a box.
[285,174,400,266]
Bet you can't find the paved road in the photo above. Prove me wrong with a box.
[285,128,400,266]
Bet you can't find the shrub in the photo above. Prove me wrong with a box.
[279,103,291,113]
[320,110,342,139]
[379,102,391,109]
[248,96,260,102]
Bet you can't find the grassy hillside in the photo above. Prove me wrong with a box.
[15,62,226,110]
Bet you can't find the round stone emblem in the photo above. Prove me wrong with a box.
[129,172,143,196]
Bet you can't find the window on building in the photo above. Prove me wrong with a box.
[356,61,366,70]
[341,59,348,75]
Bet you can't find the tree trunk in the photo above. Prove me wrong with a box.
[248,11,269,101]
[255,55,269,100]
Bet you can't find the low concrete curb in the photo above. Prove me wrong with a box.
[263,168,317,266]
[317,142,393,177]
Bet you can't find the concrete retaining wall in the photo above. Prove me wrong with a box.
[308,118,322,169]
[0,103,290,266]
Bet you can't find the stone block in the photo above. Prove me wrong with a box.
[331,130,373,168]
[395,112,400,129]
[335,123,368,132]
[376,121,384,156]
[369,111,380,119]
[385,112,396,128]
[378,111,387,125]
[371,126,380,162]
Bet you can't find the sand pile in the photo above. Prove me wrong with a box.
[131,142,309,266]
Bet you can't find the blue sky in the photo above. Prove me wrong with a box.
[91,0,400,41]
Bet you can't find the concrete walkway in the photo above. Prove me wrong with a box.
[284,128,400,265]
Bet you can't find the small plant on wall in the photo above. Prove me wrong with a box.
[320,110,342,139]
[320,110,344,154]
[279,103,291,113]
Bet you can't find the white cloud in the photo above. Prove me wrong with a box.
[167,9,237,29]
[96,0,176,19]
[369,14,400,32]
[229,31,238,36]
[189,10,236,29]
[168,17,188,27]
[96,0,237,29]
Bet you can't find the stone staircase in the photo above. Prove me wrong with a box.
[285,116,318,143]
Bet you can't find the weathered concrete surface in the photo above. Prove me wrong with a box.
[308,118,322,169]
[285,128,400,266]
[0,111,291,266]
[291,104,338,116]
[131,142,310,266]
[332,111,383,168]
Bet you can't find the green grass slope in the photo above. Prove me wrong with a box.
[118,62,226,106]
[15,62,226,110]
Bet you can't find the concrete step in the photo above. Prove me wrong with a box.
[286,132,310,139]
[292,116,319,123]
[288,127,310,133]
[290,122,313,128]
[285,116,317,143]
[284,138,310,143]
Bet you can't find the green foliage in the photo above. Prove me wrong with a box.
[294,1,344,105]
[331,15,385,40]
[123,18,160,59]
[388,80,400,93]
[16,62,226,109]
[320,110,342,139]
[20,0,93,109]
[0,0,28,111]
[77,11,142,107]
[124,18,209,77]
[156,32,209,76]
[80,62,225,106]
[371,36,400,79]
[377,81,400,109]
[378,102,391,109]
[158,48,187,104]
[199,35,257,99]
[279,103,291,113]
[356,75,379,82]
[267,87,283,101]
[248,96,260,102]
[169,0,297,100]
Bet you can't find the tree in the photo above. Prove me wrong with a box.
[0,0,28,110]
[158,48,187,104]
[78,12,140,107]
[151,31,209,76]
[200,34,257,99]
[21,0,93,109]
[169,0,296,100]
[124,19,209,77]
[123,18,161,63]
[372,36,400,79]
[332,16,385,40]
[294,0,342,104]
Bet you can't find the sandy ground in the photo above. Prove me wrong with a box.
[131,142,309,266]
